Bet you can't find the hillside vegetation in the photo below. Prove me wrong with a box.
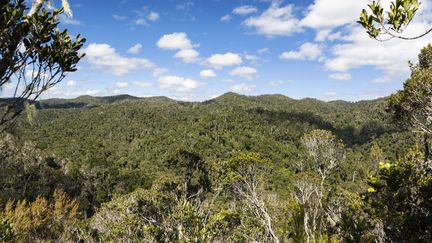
[2,92,426,242]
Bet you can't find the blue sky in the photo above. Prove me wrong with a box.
[3,0,432,101]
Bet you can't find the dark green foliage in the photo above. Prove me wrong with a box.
[0,92,420,242]
[366,145,432,241]
[0,0,85,128]
[358,0,428,40]
[0,134,82,209]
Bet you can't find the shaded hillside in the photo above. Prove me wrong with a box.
[9,93,412,180]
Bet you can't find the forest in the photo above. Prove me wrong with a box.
[0,90,429,242]
[1,0,432,242]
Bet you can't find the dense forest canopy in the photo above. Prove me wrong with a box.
[0,91,425,242]
[1,0,432,242]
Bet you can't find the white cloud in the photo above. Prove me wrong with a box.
[230,83,256,93]
[152,68,168,77]
[233,5,258,15]
[157,32,200,64]
[174,49,200,63]
[113,14,127,21]
[66,80,77,87]
[229,66,258,80]
[135,18,148,26]
[133,81,152,87]
[300,0,364,30]
[280,42,322,61]
[147,11,160,21]
[243,1,301,37]
[257,48,269,54]
[127,43,142,54]
[329,73,352,81]
[158,75,199,92]
[221,14,232,22]
[58,15,81,25]
[81,90,100,96]
[3,82,15,90]
[116,81,129,88]
[325,91,337,97]
[244,53,260,63]
[200,69,217,78]
[205,52,242,69]
[268,80,292,86]
[222,78,236,83]
[84,43,154,76]
[325,24,432,76]
[157,32,194,50]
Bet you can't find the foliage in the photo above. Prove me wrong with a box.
[1,188,79,242]
[358,0,430,40]
[0,92,419,241]
[0,0,85,129]
[366,145,432,241]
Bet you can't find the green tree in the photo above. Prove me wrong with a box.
[366,145,432,241]
[293,130,346,243]
[358,0,431,41]
[0,0,85,129]
[387,44,432,159]
[221,152,279,243]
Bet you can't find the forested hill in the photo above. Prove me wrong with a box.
[30,92,397,145]
[10,92,411,166]
[1,92,417,241]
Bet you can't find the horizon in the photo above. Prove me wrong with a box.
[1,0,432,102]
[1,91,384,104]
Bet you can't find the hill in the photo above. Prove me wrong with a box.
[0,92,417,241]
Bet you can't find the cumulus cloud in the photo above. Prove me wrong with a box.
[157,32,200,63]
[152,68,168,77]
[157,32,194,50]
[329,73,352,81]
[147,11,160,21]
[233,5,258,15]
[244,53,260,63]
[325,24,431,76]
[66,80,77,87]
[325,91,337,97]
[221,14,232,22]
[133,81,151,87]
[127,43,142,54]
[84,43,155,76]
[205,52,242,69]
[113,14,127,21]
[135,18,148,26]
[230,83,256,93]
[200,69,217,78]
[174,49,200,63]
[243,1,301,37]
[257,48,270,54]
[280,42,322,61]
[268,80,292,86]
[299,0,432,83]
[116,81,129,88]
[158,75,199,92]
[229,66,258,80]
[300,0,364,30]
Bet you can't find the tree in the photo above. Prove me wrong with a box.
[366,145,432,241]
[358,0,431,41]
[293,129,345,243]
[221,152,279,243]
[1,188,79,242]
[0,0,85,129]
[387,44,432,159]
